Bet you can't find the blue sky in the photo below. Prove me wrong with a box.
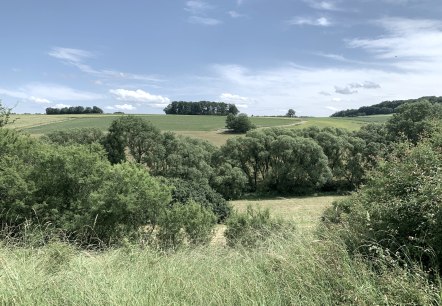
[1,0,442,116]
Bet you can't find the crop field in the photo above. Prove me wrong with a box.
[9,113,388,145]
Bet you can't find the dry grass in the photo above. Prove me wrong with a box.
[232,195,345,230]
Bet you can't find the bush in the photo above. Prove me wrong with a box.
[323,135,442,273]
[157,201,216,249]
[43,128,104,146]
[167,178,232,222]
[225,206,295,248]
[225,113,255,133]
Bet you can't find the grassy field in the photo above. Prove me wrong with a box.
[9,113,389,145]
[10,114,300,133]
[1,195,438,305]
[232,195,345,230]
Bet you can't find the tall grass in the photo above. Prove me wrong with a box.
[1,229,439,305]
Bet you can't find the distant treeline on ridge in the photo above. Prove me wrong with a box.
[46,106,104,115]
[331,96,442,117]
[163,101,239,115]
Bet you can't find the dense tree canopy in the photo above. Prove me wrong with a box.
[331,96,442,117]
[46,106,103,115]
[164,101,239,115]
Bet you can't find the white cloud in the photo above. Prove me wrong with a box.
[1,84,101,103]
[115,104,136,111]
[326,106,339,111]
[304,0,340,11]
[347,17,442,70]
[185,1,212,14]
[228,11,245,18]
[319,91,331,96]
[288,17,331,27]
[25,84,103,101]
[53,103,71,108]
[188,16,221,26]
[332,97,341,102]
[220,93,250,102]
[110,89,170,104]
[29,96,51,104]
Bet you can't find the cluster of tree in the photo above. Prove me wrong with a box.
[331,96,442,117]
[45,106,103,115]
[2,98,441,252]
[163,101,239,116]
[0,99,12,127]
[323,114,442,274]
[225,113,255,133]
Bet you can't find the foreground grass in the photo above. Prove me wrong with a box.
[1,232,439,305]
[1,195,440,305]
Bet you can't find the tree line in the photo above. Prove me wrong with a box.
[46,106,104,115]
[163,101,239,116]
[331,96,442,117]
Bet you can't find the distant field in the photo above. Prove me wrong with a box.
[9,114,389,145]
[232,195,344,230]
[290,115,391,131]
[10,114,300,134]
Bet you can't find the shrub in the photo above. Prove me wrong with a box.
[225,206,295,248]
[157,201,216,249]
[43,128,104,146]
[167,178,232,222]
[225,113,255,133]
[323,135,442,273]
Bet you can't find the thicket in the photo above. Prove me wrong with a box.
[331,95,442,117]
[324,101,442,274]
[45,105,103,115]
[163,101,239,115]
[225,113,255,133]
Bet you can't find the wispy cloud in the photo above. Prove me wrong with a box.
[0,84,102,104]
[288,16,331,26]
[110,89,170,105]
[347,17,442,71]
[185,0,221,26]
[334,86,358,95]
[228,10,245,18]
[49,47,162,82]
[303,0,340,11]
[188,16,221,25]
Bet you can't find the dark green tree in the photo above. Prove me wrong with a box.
[286,109,296,117]
[225,113,255,133]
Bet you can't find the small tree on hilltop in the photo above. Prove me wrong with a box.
[286,109,296,118]
[225,113,255,133]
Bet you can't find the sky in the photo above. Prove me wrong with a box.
[1,0,442,116]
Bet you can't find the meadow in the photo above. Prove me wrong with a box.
[9,113,389,145]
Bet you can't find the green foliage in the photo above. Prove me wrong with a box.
[210,163,248,199]
[46,105,103,115]
[386,100,442,144]
[225,206,294,248]
[43,128,104,146]
[157,201,216,249]
[87,163,171,243]
[225,113,255,133]
[331,95,442,117]
[0,99,13,128]
[286,108,296,117]
[166,178,231,222]
[163,101,238,115]
[323,134,442,273]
